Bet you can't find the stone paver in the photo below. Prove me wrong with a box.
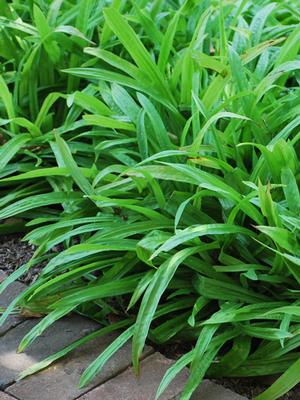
[78,352,189,400]
[0,315,99,389]
[189,380,247,399]
[6,329,153,400]
[78,353,248,400]
[0,392,16,399]
[0,270,27,336]
[0,271,248,400]
[0,270,7,282]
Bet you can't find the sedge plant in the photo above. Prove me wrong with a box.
[0,0,300,399]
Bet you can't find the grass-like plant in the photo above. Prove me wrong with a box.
[0,1,300,399]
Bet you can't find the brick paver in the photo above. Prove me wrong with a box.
[0,270,27,336]
[0,272,248,400]
[0,392,16,400]
[78,353,249,400]
[188,380,247,399]
[78,352,189,400]
[0,316,99,389]
[6,331,153,400]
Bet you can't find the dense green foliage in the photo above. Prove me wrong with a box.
[0,0,300,398]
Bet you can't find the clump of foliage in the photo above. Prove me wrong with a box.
[0,0,300,399]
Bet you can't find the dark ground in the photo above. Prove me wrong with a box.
[216,377,300,400]
[0,234,39,283]
[158,344,300,400]
[0,234,299,400]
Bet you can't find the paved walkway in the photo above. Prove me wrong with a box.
[0,273,247,400]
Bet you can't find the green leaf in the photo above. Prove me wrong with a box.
[137,93,173,150]
[18,305,76,352]
[83,114,135,131]
[191,111,250,152]
[155,351,193,400]
[281,168,300,214]
[255,357,300,400]
[51,274,141,308]
[158,11,180,72]
[0,134,30,171]
[0,192,82,220]
[250,3,276,46]
[180,325,219,399]
[103,7,174,105]
[79,325,135,387]
[18,319,132,380]
[274,25,300,67]
[0,117,41,137]
[33,5,60,64]
[71,92,112,116]
[151,224,253,260]
[0,75,16,131]
[111,83,140,123]
[132,246,203,373]
[55,134,95,196]
[256,226,298,255]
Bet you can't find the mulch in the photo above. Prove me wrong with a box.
[215,377,300,400]
[0,234,299,399]
[0,234,40,284]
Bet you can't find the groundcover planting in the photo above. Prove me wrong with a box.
[0,0,300,399]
